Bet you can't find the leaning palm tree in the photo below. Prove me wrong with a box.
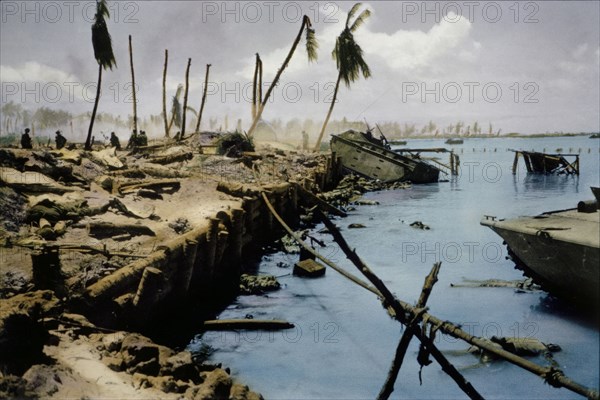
[313,3,371,151]
[85,0,116,150]
[246,15,317,138]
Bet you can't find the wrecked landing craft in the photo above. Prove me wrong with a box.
[330,130,441,183]
[481,188,600,309]
[510,150,580,175]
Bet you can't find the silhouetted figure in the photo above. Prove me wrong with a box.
[21,128,32,149]
[138,130,148,147]
[173,131,181,141]
[302,130,309,150]
[110,132,121,150]
[55,130,66,150]
[126,129,138,149]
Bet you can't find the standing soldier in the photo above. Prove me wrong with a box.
[55,130,67,150]
[21,128,33,149]
[126,129,138,149]
[138,130,148,147]
[110,132,121,150]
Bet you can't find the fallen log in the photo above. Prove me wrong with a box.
[201,319,294,331]
[118,179,181,195]
[1,167,82,194]
[14,240,147,259]
[147,151,193,165]
[73,221,155,239]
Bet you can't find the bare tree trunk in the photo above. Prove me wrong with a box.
[85,64,103,150]
[252,54,259,120]
[129,35,138,134]
[246,16,309,138]
[258,57,263,105]
[313,73,341,151]
[163,49,169,137]
[180,58,191,140]
[194,63,211,133]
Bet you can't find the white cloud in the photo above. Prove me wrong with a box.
[358,12,475,71]
[0,61,79,84]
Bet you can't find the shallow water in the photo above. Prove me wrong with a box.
[189,136,600,399]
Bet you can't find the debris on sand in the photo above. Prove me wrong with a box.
[239,274,281,295]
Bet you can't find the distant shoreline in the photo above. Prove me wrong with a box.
[388,132,598,140]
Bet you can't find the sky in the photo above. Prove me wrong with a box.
[1,0,599,138]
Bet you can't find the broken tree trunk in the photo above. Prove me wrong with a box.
[129,35,138,134]
[163,49,169,137]
[195,64,211,133]
[76,221,155,239]
[147,151,193,165]
[181,58,191,139]
[118,179,181,195]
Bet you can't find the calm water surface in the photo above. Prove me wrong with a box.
[189,136,600,399]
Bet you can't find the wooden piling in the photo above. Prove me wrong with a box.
[178,238,199,294]
[31,245,62,292]
[133,267,164,321]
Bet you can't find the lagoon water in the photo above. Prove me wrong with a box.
[189,136,599,399]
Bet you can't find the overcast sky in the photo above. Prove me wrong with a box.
[1,1,599,135]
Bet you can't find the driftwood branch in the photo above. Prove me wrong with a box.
[378,262,441,400]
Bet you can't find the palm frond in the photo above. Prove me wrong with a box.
[175,84,184,100]
[350,9,371,32]
[346,3,363,28]
[91,0,116,70]
[185,106,198,117]
[333,30,371,87]
[305,27,319,62]
[171,85,184,128]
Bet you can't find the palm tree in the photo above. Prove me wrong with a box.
[246,15,317,138]
[252,54,260,120]
[313,3,371,151]
[128,35,138,134]
[85,0,116,150]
